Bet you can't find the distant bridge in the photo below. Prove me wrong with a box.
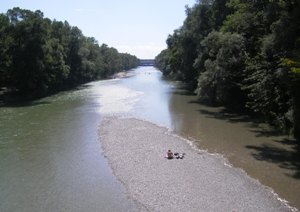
[139,59,155,66]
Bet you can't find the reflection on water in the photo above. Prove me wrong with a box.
[1,66,299,211]
[93,81,143,115]
[0,82,136,211]
[166,85,300,210]
[122,67,172,127]
[120,67,300,210]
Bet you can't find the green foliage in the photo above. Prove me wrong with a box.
[154,49,169,74]
[197,31,246,107]
[0,7,139,96]
[120,53,139,71]
[8,8,52,94]
[0,14,12,87]
[155,0,300,139]
[243,55,293,132]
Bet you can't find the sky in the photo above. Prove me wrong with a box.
[1,0,196,59]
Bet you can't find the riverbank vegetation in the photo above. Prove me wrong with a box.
[155,0,300,140]
[0,7,139,99]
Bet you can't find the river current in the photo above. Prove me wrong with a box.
[0,66,299,210]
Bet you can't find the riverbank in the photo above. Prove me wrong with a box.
[0,71,130,107]
[99,117,295,211]
[112,71,128,79]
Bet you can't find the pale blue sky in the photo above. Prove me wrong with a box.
[1,0,196,59]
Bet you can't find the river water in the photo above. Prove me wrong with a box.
[0,81,137,211]
[0,66,299,210]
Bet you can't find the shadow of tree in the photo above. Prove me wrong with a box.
[246,141,300,179]
[197,107,256,124]
[0,100,51,108]
[249,128,284,137]
[195,104,300,179]
[169,85,300,180]
[0,83,92,108]
[169,87,196,96]
[0,91,51,107]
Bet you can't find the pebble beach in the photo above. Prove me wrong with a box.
[99,117,295,212]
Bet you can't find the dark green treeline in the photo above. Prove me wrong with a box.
[0,7,139,97]
[155,0,300,139]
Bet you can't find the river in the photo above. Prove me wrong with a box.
[0,80,137,211]
[0,66,299,211]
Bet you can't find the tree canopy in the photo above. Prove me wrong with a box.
[0,7,139,96]
[155,0,300,139]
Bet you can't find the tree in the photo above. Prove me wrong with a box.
[7,8,54,95]
[0,7,139,97]
[99,44,122,78]
[120,53,139,71]
[197,31,246,107]
[154,49,169,73]
[156,0,300,138]
[0,14,12,88]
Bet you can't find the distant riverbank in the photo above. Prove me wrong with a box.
[99,117,295,211]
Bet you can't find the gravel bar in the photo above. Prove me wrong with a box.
[99,117,295,212]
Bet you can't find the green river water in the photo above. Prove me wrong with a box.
[0,66,299,211]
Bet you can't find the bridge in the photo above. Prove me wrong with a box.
[139,59,155,66]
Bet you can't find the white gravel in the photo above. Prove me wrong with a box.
[99,117,295,212]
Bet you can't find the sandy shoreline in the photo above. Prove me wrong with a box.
[99,117,295,212]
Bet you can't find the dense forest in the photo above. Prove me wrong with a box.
[0,7,139,98]
[155,0,300,140]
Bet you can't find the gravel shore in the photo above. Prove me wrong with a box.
[99,117,295,212]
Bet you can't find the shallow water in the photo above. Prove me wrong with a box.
[120,67,300,210]
[1,66,299,210]
[167,88,300,210]
[0,81,137,211]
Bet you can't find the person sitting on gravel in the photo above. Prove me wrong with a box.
[166,149,174,159]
